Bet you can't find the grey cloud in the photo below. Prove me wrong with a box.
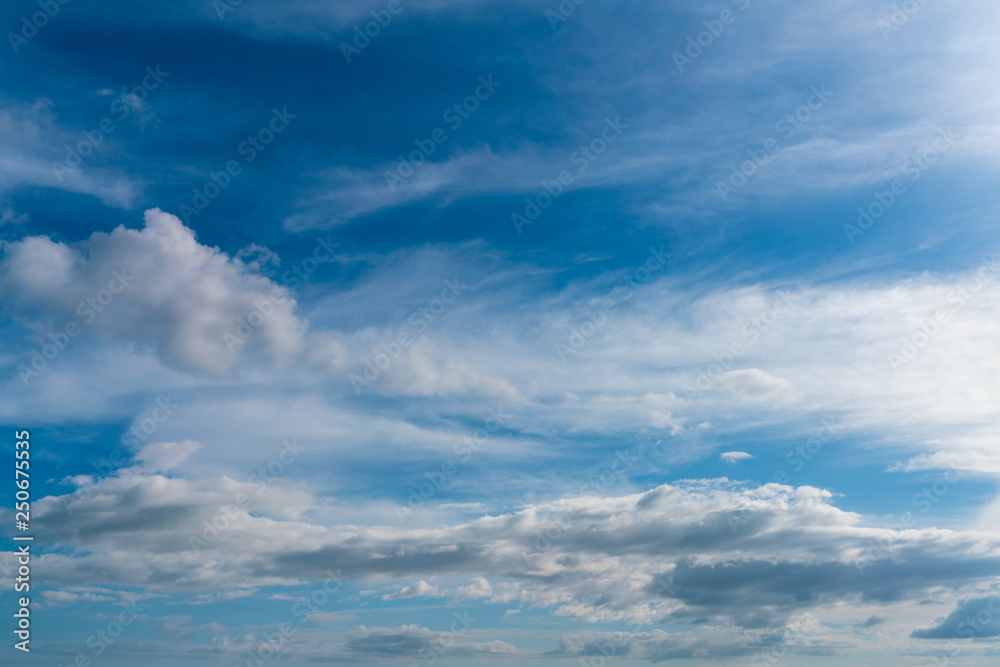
[344,624,519,657]
[33,465,1000,633]
[911,592,1000,639]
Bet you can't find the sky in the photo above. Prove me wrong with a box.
[1,0,1000,665]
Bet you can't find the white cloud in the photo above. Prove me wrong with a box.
[0,208,306,376]
[135,440,201,473]
[0,100,142,207]
[32,463,1000,636]
[372,339,523,400]
[718,369,791,400]
[720,451,753,463]
[454,576,492,601]
[381,580,441,601]
[42,589,115,607]
[8,241,1000,499]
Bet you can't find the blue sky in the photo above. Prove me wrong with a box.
[2,0,1000,664]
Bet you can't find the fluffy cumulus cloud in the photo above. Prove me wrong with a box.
[7,218,1000,485]
[0,208,305,376]
[32,446,1000,632]
[12,245,1000,663]
[8,0,1000,663]
[382,580,441,601]
[454,576,493,601]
